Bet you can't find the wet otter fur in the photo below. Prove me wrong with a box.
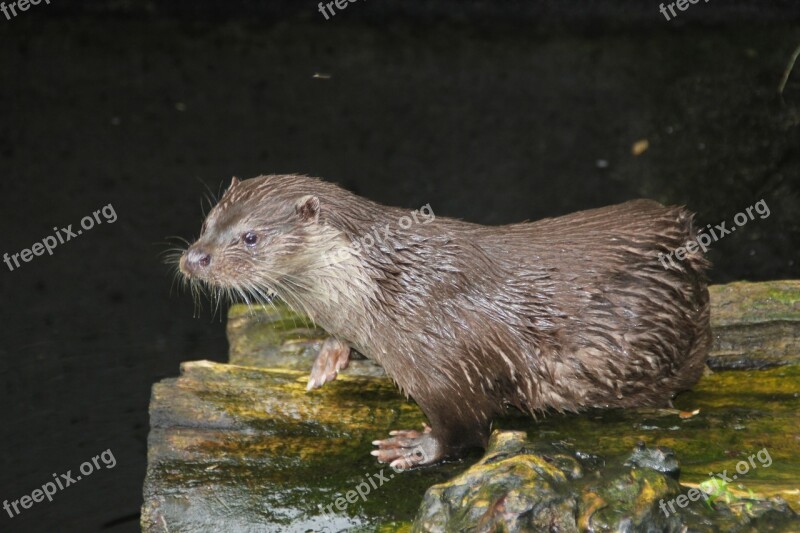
[179,174,711,469]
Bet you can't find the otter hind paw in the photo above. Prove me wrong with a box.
[371,426,442,470]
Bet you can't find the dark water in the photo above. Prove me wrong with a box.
[0,6,798,532]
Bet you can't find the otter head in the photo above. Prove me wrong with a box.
[179,176,334,306]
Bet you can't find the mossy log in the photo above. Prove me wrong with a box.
[141,280,800,532]
[707,281,800,369]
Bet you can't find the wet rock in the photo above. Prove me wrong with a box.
[625,441,680,477]
[142,281,800,531]
[413,431,800,533]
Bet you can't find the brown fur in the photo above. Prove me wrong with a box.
[180,174,711,464]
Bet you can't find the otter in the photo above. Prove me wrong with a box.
[179,174,710,469]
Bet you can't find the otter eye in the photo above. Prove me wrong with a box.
[243,232,259,246]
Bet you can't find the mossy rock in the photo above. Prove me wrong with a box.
[413,431,800,532]
[142,281,800,531]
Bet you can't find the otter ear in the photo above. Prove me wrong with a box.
[296,195,321,223]
[229,177,240,189]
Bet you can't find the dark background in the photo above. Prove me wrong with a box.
[1,1,799,531]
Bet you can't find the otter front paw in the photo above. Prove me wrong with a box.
[371,425,442,470]
[306,337,351,391]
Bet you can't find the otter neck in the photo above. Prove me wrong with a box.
[275,228,379,352]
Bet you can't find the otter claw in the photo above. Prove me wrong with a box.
[306,337,351,391]
[372,425,440,470]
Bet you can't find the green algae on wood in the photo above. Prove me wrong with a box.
[143,281,800,531]
[708,280,800,369]
[142,360,455,532]
[227,302,388,378]
[226,302,324,370]
[709,281,800,326]
[495,365,800,511]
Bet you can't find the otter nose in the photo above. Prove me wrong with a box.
[181,248,212,276]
